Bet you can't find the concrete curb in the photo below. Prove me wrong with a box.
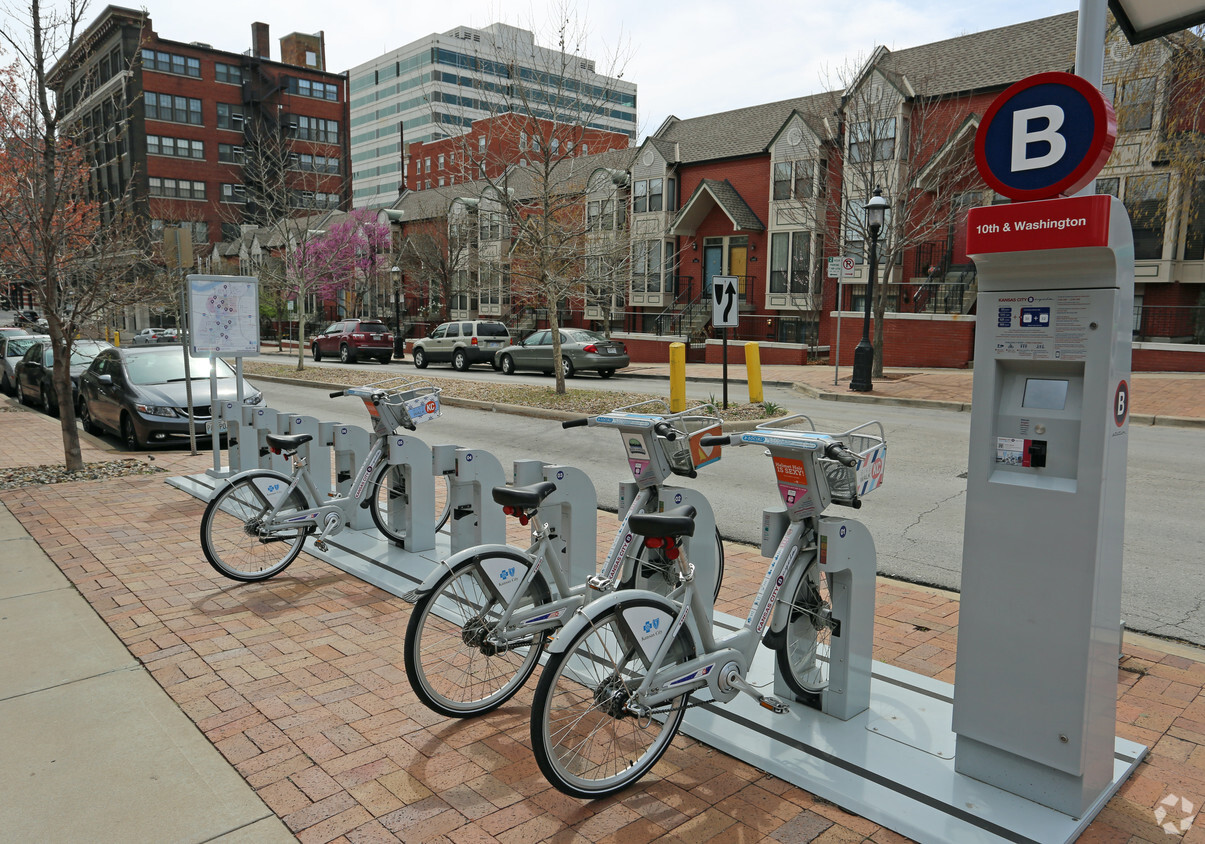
[791,381,971,413]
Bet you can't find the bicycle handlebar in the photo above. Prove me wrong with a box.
[699,435,730,447]
[653,421,677,441]
[825,443,859,467]
[328,390,344,398]
[562,417,589,429]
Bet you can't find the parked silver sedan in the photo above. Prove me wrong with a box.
[494,328,629,378]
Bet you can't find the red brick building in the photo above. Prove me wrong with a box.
[403,114,631,193]
[50,5,349,331]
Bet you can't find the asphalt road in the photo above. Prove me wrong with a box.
[239,373,1205,647]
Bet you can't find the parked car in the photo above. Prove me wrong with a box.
[494,328,629,378]
[0,334,36,394]
[1,326,31,339]
[15,309,39,328]
[77,345,263,450]
[412,320,510,371]
[311,318,394,364]
[130,328,164,345]
[14,338,112,416]
[158,328,180,343]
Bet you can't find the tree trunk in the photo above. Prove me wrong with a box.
[548,295,566,395]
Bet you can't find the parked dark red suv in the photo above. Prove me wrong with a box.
[311,319,395,364]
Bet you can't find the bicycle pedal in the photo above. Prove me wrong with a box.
[313,539,328,552]
[587,575,614,592]
[759,695,790,714]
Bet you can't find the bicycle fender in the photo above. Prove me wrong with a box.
[410,543,527,599]
[765,559,809,639]
[547,589,684,655]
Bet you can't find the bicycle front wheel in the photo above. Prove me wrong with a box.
[404,552,551,717]
[622,526,725,602]
[775,560,835,696]
[369,465,452,545]
[200,474,311,581]
[530,599,694,799]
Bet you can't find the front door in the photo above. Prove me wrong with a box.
[729,245,748,302]
[703,246,723,296]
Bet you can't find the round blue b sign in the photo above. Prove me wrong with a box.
[975,72,1115,201]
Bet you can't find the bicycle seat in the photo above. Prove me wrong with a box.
[492,481,557,510]
[628,504,697,539]
[265,433,313,452]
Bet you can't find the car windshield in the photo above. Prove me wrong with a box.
[124,350,236,385]
[6,338,36,357]
[477,323,508,338]
[69,343,108,365]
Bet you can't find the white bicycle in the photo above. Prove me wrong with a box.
[402,401,727,718]
[199,377,451,581]
[528,416,886,798]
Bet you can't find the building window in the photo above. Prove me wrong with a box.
[215,63,244,85]
[140,49,200,78]
[286,77,339,100]
[216,103,245,131]
[221,183,247,203]
[146,92,203,125]
[1185,179,1205,260]
[648,178,663,212]
[632,179,647,214]
[519,131,527,150]
[292,115,339,143]
[770,231,810,294]
[774,160,813,200]
[1124,174,1168,260]
[148,135,204,159]
[1103,77,1156,132]
[849,118,895,163]
[218,143,245,164]
[149,178,206,200]
[632,240,664,293]
[437,153,445,170]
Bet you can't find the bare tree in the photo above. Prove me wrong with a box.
[822,52,985,377]
[0,0,152,470]
[439,8,633,393]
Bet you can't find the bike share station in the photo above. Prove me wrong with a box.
[161,68,1151,844]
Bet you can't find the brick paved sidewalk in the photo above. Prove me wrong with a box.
[3,404,1205,842]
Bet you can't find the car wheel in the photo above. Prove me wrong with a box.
[339,344,355,364]
[378,354,392,365]
[561,356,576,378]
[452,349,468,371]
[121,413,143,451]
[42,384,58,417]
[500,355,516,375]
[599,369,614,379]
[78,398,100,434]
[312,343,322,362]
[0,372,10,395]
[15,381,28,405]
[413,348,428,369]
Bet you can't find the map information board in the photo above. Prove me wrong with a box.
[187,275,260,356]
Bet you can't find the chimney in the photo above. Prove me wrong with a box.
[252,22,270,60]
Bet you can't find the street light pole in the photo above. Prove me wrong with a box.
[391,265,404,357]
[849,186,889,393]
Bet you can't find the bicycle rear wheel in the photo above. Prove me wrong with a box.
[404,552,551,717]
[530,599,694,799]
[369,465,452,545]
[200,473,311,581]
[774,560,835,696]
[621,526,725,602]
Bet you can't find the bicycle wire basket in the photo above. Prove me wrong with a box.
[659,403,723,478]
[348,376,442,435]
[819,421,887,502]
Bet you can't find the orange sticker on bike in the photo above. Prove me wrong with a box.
[773,456,807,486]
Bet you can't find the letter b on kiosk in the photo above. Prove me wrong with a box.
[953,72,1141,817]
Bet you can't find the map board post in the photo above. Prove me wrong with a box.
[187,275,261,476]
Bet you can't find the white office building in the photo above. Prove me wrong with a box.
[348,22,638,208]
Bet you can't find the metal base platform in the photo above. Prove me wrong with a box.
[683,610,1147,844]
[169,473,1146,844]
[167,473,450,599]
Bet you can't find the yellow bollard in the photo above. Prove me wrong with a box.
[669,342,686,413]
[114,330,120,347]
[745,342,764,403]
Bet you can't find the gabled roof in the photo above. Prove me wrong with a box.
[670,179,765,236]
[881,12,1078,98]
[653,91,839,164]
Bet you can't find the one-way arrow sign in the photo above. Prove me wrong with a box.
[712,275,739,327]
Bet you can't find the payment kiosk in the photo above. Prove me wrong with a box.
[954,193,1135,816]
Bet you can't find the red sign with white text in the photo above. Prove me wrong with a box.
[966,195,1111,256]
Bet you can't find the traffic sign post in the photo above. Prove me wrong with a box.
[712,276,738,408]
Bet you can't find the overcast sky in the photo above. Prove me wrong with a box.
[133,0,1079,137]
